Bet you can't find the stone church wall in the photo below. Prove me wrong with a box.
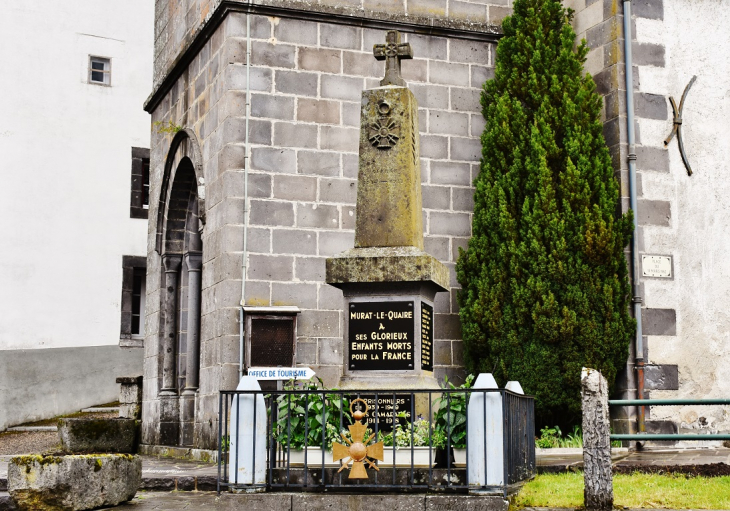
[144,0,730,449]
[144,5,499,448]
[565,0,730,437]
[629,0,730,437]
[152,0,510,88]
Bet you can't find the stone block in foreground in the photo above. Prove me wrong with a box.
[8,454,141,511]
[58,418,139,453]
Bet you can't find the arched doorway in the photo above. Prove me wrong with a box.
[156,130,205,447]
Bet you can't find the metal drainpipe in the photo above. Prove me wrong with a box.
[623,0,645,435]
[239,12,252,378]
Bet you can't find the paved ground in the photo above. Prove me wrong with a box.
[2,448,730,509]
[538,447,730,474]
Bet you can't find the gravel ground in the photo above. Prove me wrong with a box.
[0,411,117,456]
[0,431,60,455]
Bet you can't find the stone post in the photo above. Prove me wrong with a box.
[467,373,503,493]
[117,376,143,420]
[229,376,267,489]
[582,367,613,511]
[159,255,181,445]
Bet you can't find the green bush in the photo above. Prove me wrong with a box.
[456,0,635,428]
[274,378,351,450]
[377,413,445,449]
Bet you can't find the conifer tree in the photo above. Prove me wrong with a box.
[456,0,635,427]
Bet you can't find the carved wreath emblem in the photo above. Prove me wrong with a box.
[369,100,399,149]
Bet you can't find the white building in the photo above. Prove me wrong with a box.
[0,1,153,430]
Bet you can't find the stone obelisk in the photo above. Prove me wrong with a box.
[326,31,449,411]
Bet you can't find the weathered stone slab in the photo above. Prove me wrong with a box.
[8,454,140,511]
[326,246,449,291]
[426,495,509,511]
[58,418,138,454]
[293,494,423,511]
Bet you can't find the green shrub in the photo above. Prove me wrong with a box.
[377,413,445,449]
[274,378,351,450]
[456,0,634,428]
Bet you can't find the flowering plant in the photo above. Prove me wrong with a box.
[377,413,445,449]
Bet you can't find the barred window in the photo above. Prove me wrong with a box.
[244,307,301,370]
[131,147,150,219]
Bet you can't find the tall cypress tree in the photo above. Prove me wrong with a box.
[456,0,635,427]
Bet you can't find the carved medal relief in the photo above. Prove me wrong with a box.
[368,100,400,149]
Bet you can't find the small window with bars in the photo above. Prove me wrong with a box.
[120,255,147,348]
[89,56,111,85]
[130,147,150,219]
[131,268,146,337]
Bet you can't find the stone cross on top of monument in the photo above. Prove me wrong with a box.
[326,28,448,394]
[326,28,449,294]
[373,30,413,87]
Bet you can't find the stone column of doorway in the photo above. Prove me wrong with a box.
[160,254,182,445]
[181,234,202,446]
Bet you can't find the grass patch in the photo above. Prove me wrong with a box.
[513,472,730,509]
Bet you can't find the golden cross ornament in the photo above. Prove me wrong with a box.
[332,398,384,479]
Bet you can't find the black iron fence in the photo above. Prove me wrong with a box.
[217,387,535,495]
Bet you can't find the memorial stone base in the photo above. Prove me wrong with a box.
[327,247,449,425]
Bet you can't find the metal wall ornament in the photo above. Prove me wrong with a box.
[664,75,697,176]
[332,398,384,479]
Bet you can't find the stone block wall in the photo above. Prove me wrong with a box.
[144,3,498,448]
[564,0,640,433]
[152,0,510,87]
[630,0,730,437]
[568,0,730,438]
[145,0,730,449]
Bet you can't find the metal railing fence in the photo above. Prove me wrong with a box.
[609,398,730,441]
[217,387,535,495]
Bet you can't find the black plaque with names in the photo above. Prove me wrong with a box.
[421,302,433,371]
[349,301,415,370]
[360,394,413,432]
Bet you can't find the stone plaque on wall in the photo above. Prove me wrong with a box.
[642,255,672,278]
[349,301,414,370]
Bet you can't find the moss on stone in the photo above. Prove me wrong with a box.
[12,455,64,467]
[354,87,423,250]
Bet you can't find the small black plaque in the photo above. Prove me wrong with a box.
[349,301,414,371]
[360,394,413,432]
[421,302,433,371]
